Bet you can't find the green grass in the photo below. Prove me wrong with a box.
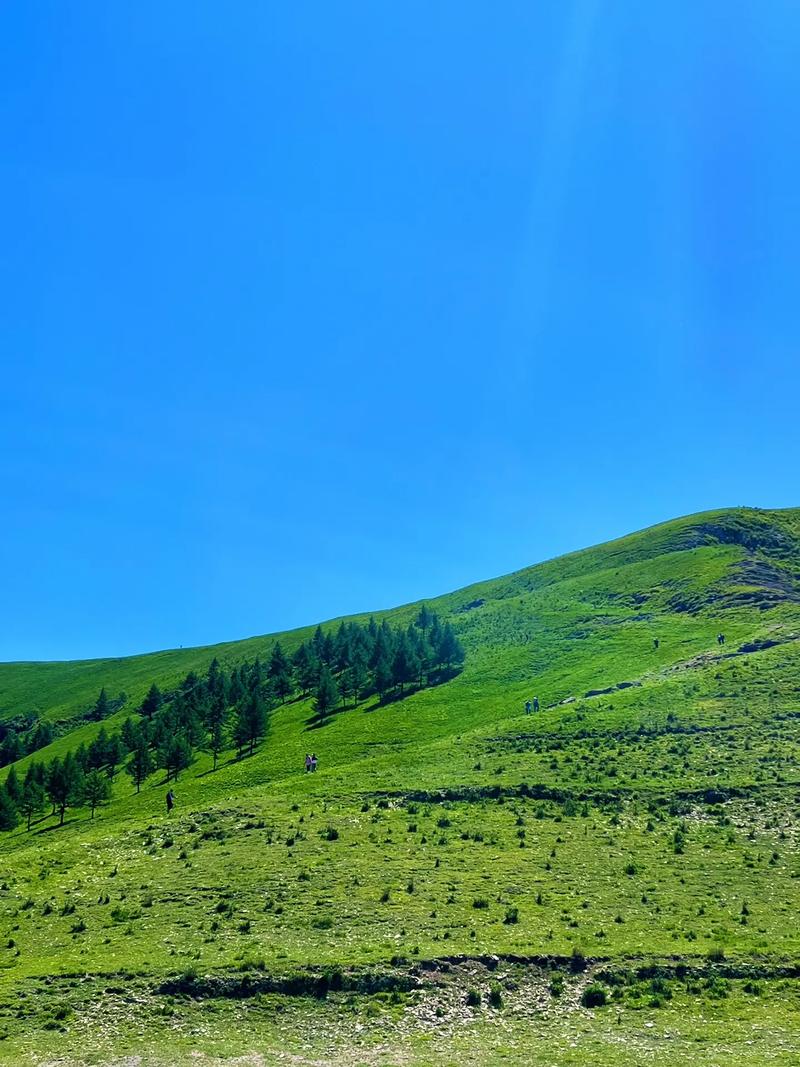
[1,504,799,1064]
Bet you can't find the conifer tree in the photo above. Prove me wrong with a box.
[126,738,155,793]
[232,692,267,757]
[206,715,226,771]
[292,643,315,696]
[392,633,420,695]
[105,734,124,779]
[26,719,55,754]
[311,625,325,660]
[268,642,293,703]
[314,665,339,719]
[0,729,23,767]
[437,623,465,668]
[374,654,393,702]
[89,727,109,771]
[83,769,111,818]
[20,771,45,830]
[346,651,368,706]
[93,687,110,721]
[4,765,21,807]
[47,754,84,825]
[141,683,163,720]
[0,786,17,831]
[161,735,192,781]
[298,644,320,696]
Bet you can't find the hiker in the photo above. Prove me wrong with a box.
[525,700,532,715]
[166,789,175,813]
[718,633,726,646]
[533,696,540,713]
[304,753,312,773]
[310,753,318,773]
[653,638,659,650]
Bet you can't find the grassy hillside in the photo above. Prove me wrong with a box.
[1,505,799,1065]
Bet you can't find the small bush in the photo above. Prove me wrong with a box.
[488,983,503,1008]
[503,906,519,925]
[466,988,481,1007]
[581,982,607,1008]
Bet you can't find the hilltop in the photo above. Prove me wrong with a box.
[1,505,799,1065]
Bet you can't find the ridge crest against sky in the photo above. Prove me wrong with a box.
[1,2,798,660]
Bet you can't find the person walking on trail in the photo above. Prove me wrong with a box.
[533,696,540,713]
[525,699,532,715]
[310,753,318,773]
[653,638,659,650]
[718,633,726,646]
[304,753,312,773]
[166,789,175,813]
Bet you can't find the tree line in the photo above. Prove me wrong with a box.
[0,606,464,831]
[295,606,464,720]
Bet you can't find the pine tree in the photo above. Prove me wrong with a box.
[234,692,267,756]
[93,687,110,721]
[105,734,123,779]
[374,654,393,702]
[334,622,351,673]
[297,644,320,696]
[292,643,312,696]
[206,715,226,771]
[141,683,163,720]
[4,765,21,807]
[346,651,368,706]
[161,735,192,781]
[0,785,18,831]
[232,706,249,759]
[314,665,339,719]
[205,691,229,770]
[26,719,55,754]
[437,623,465,668]
[321,632,336,666]
[415,604,433,633]
[89,727,109,770]
[268,642,293,703]
[311,625,325,660]
[249,657,264,693]
[392,633,420,695]
[20,771,45,830]
[83,769,111,818]
[0,729,23,767]
[121,717,139,751]
[47,754,84,825]
[126,738,155,793]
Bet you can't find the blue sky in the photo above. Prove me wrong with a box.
[1,1,798,661]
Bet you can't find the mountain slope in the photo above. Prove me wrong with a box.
[1,505,799,1066]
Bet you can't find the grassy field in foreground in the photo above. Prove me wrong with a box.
[0,505,799,1064]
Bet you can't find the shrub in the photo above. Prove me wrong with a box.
[581,982,607,1008]
[488,983,503,1008]
[466,988,481,1007]
[503,906,519,925]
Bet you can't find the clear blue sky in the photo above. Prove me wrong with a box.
[1,2,798,661]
